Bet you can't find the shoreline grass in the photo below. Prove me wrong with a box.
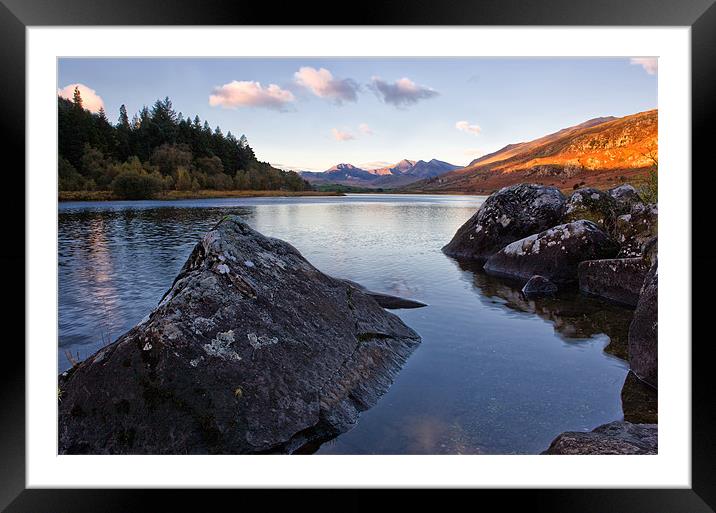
[59,189,346,202]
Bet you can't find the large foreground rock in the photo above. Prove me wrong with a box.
[563,187,617,231]
[442,183,566,262]
[58,216,421,454]
[628,258,658,387]
[543,421,657,454]
[483,220,619,286]
[578,258,649,307]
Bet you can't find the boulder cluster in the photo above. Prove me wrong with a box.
[443,182,658,454]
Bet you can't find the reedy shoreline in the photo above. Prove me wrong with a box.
[58,189,345,202]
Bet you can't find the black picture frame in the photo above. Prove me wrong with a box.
[2,0,713,510]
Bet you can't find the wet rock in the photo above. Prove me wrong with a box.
[642,236,658,267]
[621,371,658,424]
[365,292,427,309]
[483,220,619,286]
[613,202,658,258]
[442,183,566,263]
[563,187,617,231]
[542,421,657,454]
[338,278,426,309]
[628,258,658,387]
[58,216,421,454]
[578,258,649,307]
[521,275,558,298]
[608,184,643,214]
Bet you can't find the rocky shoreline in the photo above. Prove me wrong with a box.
[443,183,658,454]
[58,182,657,455]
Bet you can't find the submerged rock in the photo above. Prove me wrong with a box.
[442,183,566,263]
[613,202,658,258]
[607,184,643,214]
[483,220,619,286]
[578,258,649,307]
[338,278,427,309]
[628,258,658,387]
[365,292,427,309]
[459,262,633,351]
[58,216,421,454]
[563,187,617,231]
[521,275,558,298]
[621,371,658,424]
[543,421,657,455]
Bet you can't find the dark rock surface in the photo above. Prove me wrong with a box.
[542,421,657,454]
[483,220,619,286]
[521,275,558,298]
[58,216,421,454]
[628,258,658,387]
[613,202,658,258]
[578,258,649,307]
[338,278,427,309]
[642,236,658,267]
[621,371,658,424]
[366,292,427,309]
[442,183,566,262]
[607,184,643,214]
[563,187,617,231]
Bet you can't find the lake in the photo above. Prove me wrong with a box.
[58,193,633,454]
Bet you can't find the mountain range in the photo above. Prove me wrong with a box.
[405,109,658,193]
[299,159,461,188]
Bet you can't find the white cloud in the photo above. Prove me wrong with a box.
[630,57,658,75]
[358,123,373,135]
[57,83,105,113]
[463,149,485,157]
[360,161,393,169]
[272,163,323,172]
[456,120,482,136]
[370,76,438,107]
[209,80,295,110]
[331,128,355,141]
[294,67,359,104]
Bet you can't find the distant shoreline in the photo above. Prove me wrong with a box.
[58,190,346,202]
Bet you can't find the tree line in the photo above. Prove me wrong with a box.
[58,88,311,198]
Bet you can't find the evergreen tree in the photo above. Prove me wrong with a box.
[72,86,83,109]
[57,94,312,196]
[116,104,132,161]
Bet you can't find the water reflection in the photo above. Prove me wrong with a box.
[58,206,254,369]
[59,195,636,454]
[455,260,633,360]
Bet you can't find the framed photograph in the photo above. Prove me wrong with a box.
[3,0,713,510]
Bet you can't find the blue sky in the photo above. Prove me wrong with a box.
[58,57,657,171]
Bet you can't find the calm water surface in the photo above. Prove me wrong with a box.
[58,194,632,454]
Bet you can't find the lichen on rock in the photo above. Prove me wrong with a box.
[58,216,421,454]
[484,220,619,285]
[563,187,618,231]
[543,421,657,455]
[607,184,643,214]
[442,183,566,263]
[613,202,658,258]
